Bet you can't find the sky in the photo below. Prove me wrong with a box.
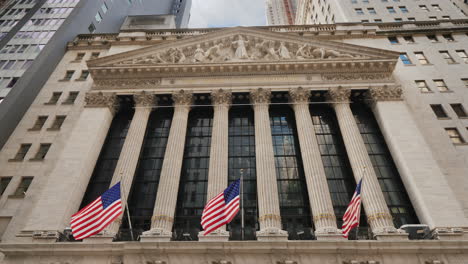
[188,0,267,28]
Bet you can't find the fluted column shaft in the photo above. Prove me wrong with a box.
[141,90,193,241]
[328,87,397,238]
[250,88,287,240]
[96,92,155,238]
[201,90,232,239]
[289,88,341,239]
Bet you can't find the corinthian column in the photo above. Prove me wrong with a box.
[289,87,342,240]
[250,88,288,241]
[85,91,156,242]
[141,90,193,242]
[327,87,406,241]
[198,89,232,241]
[23,92,119,242]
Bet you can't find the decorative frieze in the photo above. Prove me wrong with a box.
[367,85,403,102]
[84,92,119,115]
[93,78,162,90]
[134,91,157,107]
[323,73,392,81]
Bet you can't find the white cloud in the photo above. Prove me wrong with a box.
[188,0,267,28]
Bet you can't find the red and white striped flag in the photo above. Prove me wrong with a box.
[70,182,123,240]
[201,179,241,235]
[342,178,363,238]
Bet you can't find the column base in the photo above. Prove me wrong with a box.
[315,227,346,241]
[433,227,468,241]
[373,227,409,241]
[256,227,288,241]
[198,229,230,241]
[140,228,172,242]
[82,230,115,243]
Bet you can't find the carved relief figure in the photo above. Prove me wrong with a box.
[325,49,355,58]
[193,44,206,62]
[312,47,326,59]
[232,35,249,59]
[205,43,224,62]
[296,44,313,59]
[278,42,291,59]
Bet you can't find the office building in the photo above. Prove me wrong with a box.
[266,0,298,25]
[0,0,191,150]
[0,17,467,263]
[295,0,467,25]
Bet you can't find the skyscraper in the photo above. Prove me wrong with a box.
[0,0,191,149]
[295,0,466,24]
[266,0,298,25]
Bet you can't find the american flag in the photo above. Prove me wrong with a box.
[342,178,363,238]
[70,182,123,240]
[201,179,241,235]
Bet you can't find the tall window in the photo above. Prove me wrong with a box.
[32,143,51,160]
[352,105,418,227]
[0,177,12,195]
[29,116,48,131]
[414,52,429,65]
[228,106,257,240]
[415,80,430,92]
[173,107,213,241]
[13,177,33,196]
[451,104,468,118]
[445,128,464,144]
[456,50,468,63]
[399,53,412,65]
[270,106,313,240]
[121,108,173,240]
[11,144,31,161]
[439,51,455,64]
[433,79,449,92]
[430,105,449,119]
[310,106,365,235]
[80,107,133,209]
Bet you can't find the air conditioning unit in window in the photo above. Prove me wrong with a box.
[400,224,431,240]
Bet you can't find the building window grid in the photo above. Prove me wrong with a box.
[46,92,62,104]
[433,79,449,92]
[32,143,51,160]
[440,51,456,64]
[270,106,314,240]
[414,52,429,65]
[415,80,430,93]
[30,115,48,130]
[48,115,66,130]
[80,110,133,210]
[227,106,257,241]
[352,105,419,228]
[173,107,213,241]
[445,128,465,144]
[119,109,173,241]
[12,177,33,196]
[12,143,31,161]
[62,91,78,104]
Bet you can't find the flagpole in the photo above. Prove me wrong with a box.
[240,168,245,241]
[120,173,135,241]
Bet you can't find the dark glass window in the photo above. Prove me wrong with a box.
[0,177,12,195]
[310,105,366,234]
[430,105,448,118]
[12,144,31,161]
[173,107,213,241]
[46,92,62,105]
[228,106,257,240]
[13,177,33,196]
[30,116,48,130]
[270,106,314,240]
[451,104,468,118]
[79,108,133,209]
[352,105,418,227]
[62,91,78,104]
[120,108,173,240]
[48,115,66,130]
[32,143,51,160]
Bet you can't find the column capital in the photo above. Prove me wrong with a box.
[211,89,232,106]
[134,91,157,108]
[289,87,311,104]
[326,86,351,103]
[367,85,404,102]
[250,88,271,105]
[172,89,194,107]
[85,92,119,115]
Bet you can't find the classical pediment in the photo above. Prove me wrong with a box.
[88,27,399,80]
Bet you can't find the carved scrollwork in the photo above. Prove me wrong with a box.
[327,86,351,103]
[289,87,310,104]
[367,85,403,102]
[250,88,271,105]
[85,92,119,115]
[134,91,157,107]
[172,89,194,106]
[211,89,232,105]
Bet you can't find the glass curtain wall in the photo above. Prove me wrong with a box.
[310,105,369,239]
[269,104,314,240]
[352,104,419,227]
[119,108,173,240]
[227,105,257,240]
[173,106,213,241]
[79,103,133,209]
